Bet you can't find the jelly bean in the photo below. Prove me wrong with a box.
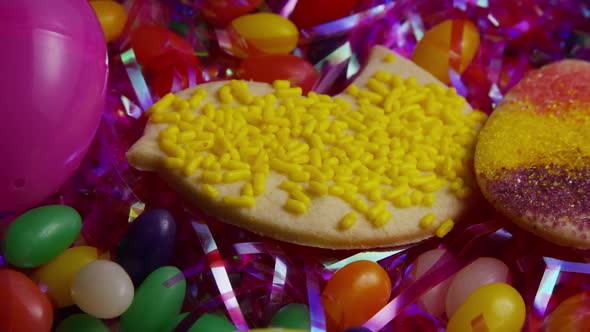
[0,269,53,332]
[163,313,237,332]
[200,0,263,27]
[3,205,82,267]
[56,314,109,332]
[544,291,590,332]
[116,209,177,285]
[238,54,319,93]
[289,0,360,29]
[447,283,525,332]
[411,248,452,317]
[89,0,128,43]
[445,257,510,317]
[71,260,134,319]
[33,246,102,308]
[321,260,391,332]
[130,25,195,73]
[151,62,200,97]
[270,303,311,330]
[411,19,480,84]
[121,266,186,332]
[226,13,299,58]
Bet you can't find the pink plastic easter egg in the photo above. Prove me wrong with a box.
[0,0,108,213]
[411,248,453,317]
[445,257,510,317]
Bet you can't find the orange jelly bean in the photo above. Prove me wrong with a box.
[411,19,480,84]
[225,13,299,58]
[90,0,128,43]
[544,291,590,332]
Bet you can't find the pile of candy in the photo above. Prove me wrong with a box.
[3,0,590,331]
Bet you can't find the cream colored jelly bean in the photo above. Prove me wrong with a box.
[147,71,486,231]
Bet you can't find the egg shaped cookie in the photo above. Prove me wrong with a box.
[475,59,590,248]
[127,46,486,249]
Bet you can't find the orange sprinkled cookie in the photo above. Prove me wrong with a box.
[127,46,485,249]
[475,59,590,248]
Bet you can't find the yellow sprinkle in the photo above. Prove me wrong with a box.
[202,184,218,199]
[367,200,387,221]
[308,181,328,196]
[152,112,181,123]
[165,157,184,169]
[273,80,291,89]
[223,195,255,208]
[279,180,303,193]
[252,173,266,196]
[352,199,369,213]
[374,209,392,227]
[383,53,395,63]
[392,195,412,208]
[346,84,359,97]
[183,156,203,177]
[367,78,390,96]
[291,190,311,206]
[277,87,302,99]
[147,93,175,114]
[289,171,310,182]
[202,171,222,183]
[218,85,234,104]
[223,169,251,182]
[284,199,307,215]
[241,183,254,196]
[419,213,435,229]
[339,212,358,230]
[436,219,455,238]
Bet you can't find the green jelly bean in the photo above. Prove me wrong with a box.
[163,313,236,332]
[270,303,311,330]
[3,205,82,267]
[56,314,109,332]
[121,266,186,332]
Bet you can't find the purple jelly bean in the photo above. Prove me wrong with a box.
[116,209,176,285]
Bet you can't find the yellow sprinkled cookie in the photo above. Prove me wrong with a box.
[127,46,485,249]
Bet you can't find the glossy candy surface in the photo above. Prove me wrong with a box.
[226,13,299,58]
[200,0,263,27]
[89,0,127,42]
[3,205,82,267]
[121,266,186,332]
[34,246,102,307]
[544,291,590,332]
[0,0,107,212]
[55,314,109,332]
[270,303,311,329]
[289,0,360,29]
[445,257,510,317]
[116,209,177,285]
[446,283,525,332]
[321,260,391,332]
[238,54,319,93]
[412,19,480,84]
[0,269,53,332]
[130,25,196,73]
[71,260,134,319]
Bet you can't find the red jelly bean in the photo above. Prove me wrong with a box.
[130,25,195,73]
[200,0,264,27]
[0,269,53,332]
[289,0,360,29]
[149,52,203,97]
[238,54,319,93]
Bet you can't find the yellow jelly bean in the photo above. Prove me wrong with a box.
[33,246,104,308]
[411,19,480,84]
[228,13,299,58]
[447,283,525,332]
